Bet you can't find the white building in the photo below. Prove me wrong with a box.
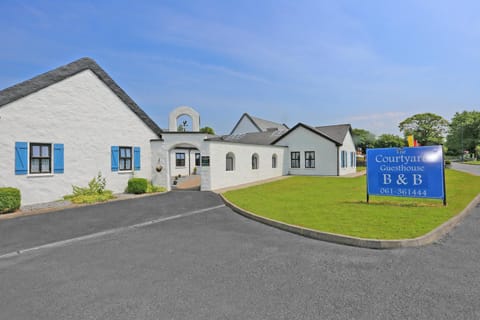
[0,58,357,205]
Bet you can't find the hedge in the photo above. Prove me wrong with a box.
[0,187,21,214]
[127,178,148,194]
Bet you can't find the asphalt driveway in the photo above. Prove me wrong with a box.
[0,191,223,256]
[0,191,479,319]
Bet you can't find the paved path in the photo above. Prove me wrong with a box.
[451,162,480,175]
[0,192,479,319]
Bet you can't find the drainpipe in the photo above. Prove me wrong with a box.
[337,146,340,176]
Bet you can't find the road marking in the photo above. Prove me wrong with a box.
[0,204,225,260]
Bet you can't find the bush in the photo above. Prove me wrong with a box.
[67,191,114,204]
[146,182,166,193]
[127,178,148,194]
[64,172,114,204]
[72,172,107,196]
[0,187,21,214]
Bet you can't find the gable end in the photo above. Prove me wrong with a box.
[0,57,163,138]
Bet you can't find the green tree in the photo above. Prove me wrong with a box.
[200,126,215,135]
[352,128,376,153]
[374,134,405,148]
[398,113,449,146]
[445,111,480,155]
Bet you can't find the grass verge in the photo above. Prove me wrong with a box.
[223,169,480,239]
[462,160,480,165]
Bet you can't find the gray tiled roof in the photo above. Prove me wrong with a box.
[0,57,163,138]
[270,122,346,146]
[206,129,288,146]
[216,122,351,147]
[315,124,351,145]
[248,114,289,131]
[230,113,288,134]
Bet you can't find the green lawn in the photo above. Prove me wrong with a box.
[223,170,480,239]
[356,165,366,172]
[463,160,480,165]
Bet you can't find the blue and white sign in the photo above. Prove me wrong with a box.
[367,146,445,200]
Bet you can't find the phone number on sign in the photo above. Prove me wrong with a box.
[379,188,427,197]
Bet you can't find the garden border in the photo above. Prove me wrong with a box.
[220,193,480,249]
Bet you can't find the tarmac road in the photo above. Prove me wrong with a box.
[0,191,479,319]
[450,161,480,176]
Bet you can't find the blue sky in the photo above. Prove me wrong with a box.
[1,0,479,135]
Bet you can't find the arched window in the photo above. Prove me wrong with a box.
[226,152,235,171]
[272,154,277,168]
[252,153,259,170]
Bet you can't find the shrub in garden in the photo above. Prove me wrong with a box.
[146,182,166,193]
[63,172,114,204]
[127,178,148,194]
[0,187,21,214]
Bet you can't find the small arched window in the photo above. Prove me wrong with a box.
[252,153,259,170]
[226,152,235,171]
[272,154,277,168]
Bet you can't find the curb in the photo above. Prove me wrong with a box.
[220,193,480,249]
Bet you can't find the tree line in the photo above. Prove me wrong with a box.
[353,111,480,156]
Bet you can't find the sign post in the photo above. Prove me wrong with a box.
[366,146,446,205]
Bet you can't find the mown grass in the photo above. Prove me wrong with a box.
[356,165,366,172]
[223,169,480,239]
[463,160,480,165]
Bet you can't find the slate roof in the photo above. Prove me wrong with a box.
[230,113,288,134]
[315,124,352,145]
[206,129,288,146]
[271,123,351,146]
[0,57,163,138]
[215,122,351,147]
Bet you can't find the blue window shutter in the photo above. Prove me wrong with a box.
[15,142,28,175]
[134,147,141,170]
[53,144,64,173]
[111,146,119,172]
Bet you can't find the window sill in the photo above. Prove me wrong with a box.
[27,173,54,178]
[118,170,133,174]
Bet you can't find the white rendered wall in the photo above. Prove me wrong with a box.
[200,142,285,191]
[0,70,158,205]
[150,133,212,191]
[274,126,338,176]
[338,130,357,175]
[231,116,260,134]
